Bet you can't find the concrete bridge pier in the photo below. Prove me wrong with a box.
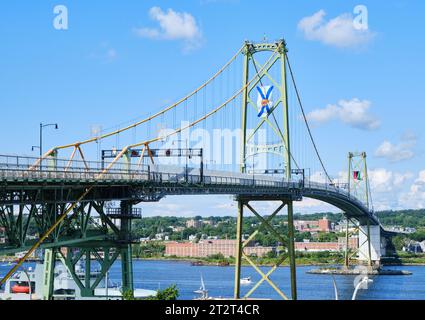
[358,224,382,269]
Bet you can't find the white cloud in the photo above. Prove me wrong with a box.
[294,198,338,213]
[375,134,416,162]
[399,170,425,209]
[307,98,380,130]
[334,169,412,193]
[134,7,203,52]
[369,169,412,193]
[331,169,413,210]
[298,9,375,48]
[368,169,414,210]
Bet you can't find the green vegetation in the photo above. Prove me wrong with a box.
[146,285,179,301]
[156,251,346,267]
[125,209,425,267]
[133,242,165,258]
[382,251,425,265]
[122,285,179,301]
[376,209,425,228]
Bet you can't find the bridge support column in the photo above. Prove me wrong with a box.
[233,197,297,300]
[42,248,56,300]
[120,201,134,295]
[233,200,244,299]
[358,223,381,268]
[344,218,350,269]
[287,201,297,300]
[58,246,120,298]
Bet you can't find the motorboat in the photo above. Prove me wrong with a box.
[240,277,252,285]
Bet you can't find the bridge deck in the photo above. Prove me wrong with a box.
[0,158,379,225]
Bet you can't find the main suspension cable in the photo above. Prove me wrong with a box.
[284,52,333,184]
[55,45,245,150]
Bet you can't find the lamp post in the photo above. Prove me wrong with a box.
[39,123,59,159]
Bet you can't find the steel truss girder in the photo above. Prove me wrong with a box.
[58,246,120,298]
[0,185,144,205]
[0,189,125,255]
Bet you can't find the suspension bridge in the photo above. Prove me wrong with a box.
[0,39,387,300]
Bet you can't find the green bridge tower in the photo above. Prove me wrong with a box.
[234,39,298,300]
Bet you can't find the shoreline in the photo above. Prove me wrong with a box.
[133,256,425,267]
[2,256,424,268]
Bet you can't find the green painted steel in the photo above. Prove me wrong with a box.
[348,152,371,210]
[58,246,121,298]
[286,201,297,300]
[119,201,135,295]
[0,40,384,300]
[233,200,244,299]
[344,218,350,268]
[235,40,298,300]
[42,248,56,300]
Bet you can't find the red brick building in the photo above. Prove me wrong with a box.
[294,217,332,233]
[295,237,358,252]
[165,236,358,257]
[318,217,332,232]
[165,239,273,258]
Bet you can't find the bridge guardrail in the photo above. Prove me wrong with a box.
[0,154,373,216]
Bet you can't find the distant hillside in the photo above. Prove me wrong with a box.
[136,209,425,231]
[376,209,425,228]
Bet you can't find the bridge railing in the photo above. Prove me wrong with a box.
[0,154,303,189]
[304,179,373,214]
[147,169,300,189]
[0,155,373,215]
[0,154,150,175]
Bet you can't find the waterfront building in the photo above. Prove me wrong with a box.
[186,219,203,229]
[294,217,333,233]
[165,239,274,258]
[295,237,358,252]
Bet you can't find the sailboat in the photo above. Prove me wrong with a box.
[193,274,209,300]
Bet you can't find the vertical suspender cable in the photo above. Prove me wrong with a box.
[285,53,333,184]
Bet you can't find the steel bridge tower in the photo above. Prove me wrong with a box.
[344,152,382,269]
[234,39,298,300]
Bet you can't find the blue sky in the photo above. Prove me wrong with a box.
[0,1,424,216]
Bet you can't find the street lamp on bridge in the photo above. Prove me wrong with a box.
[32,123,59,159]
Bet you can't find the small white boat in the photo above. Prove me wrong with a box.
[194,274,209,300]
[240,277,252,285]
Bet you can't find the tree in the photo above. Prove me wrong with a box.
[410,230,425,242]
[391,235,407,251]
[123,285,179,301]
[295,232,312,242]
[147,285,179,300]
[317,232,338,242]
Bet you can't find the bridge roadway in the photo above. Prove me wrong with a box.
[0,155,380,226]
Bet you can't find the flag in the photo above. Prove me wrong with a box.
[256,86,273,118]
[353,171,362,181]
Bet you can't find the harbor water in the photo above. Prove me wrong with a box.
[1,260,425,300]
